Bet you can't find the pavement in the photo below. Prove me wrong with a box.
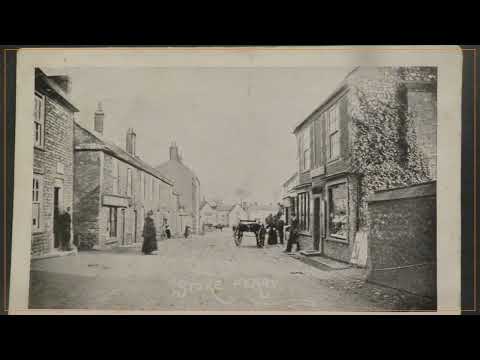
[28,230,436,312]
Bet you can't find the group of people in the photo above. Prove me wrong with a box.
[255,212,301,253]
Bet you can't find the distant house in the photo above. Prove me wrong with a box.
[200,200,248,227]
[228,203,248,226]
[73,104,177,249]
[31,68,79,257]
[199,200,216,227]
[156,143,201,234]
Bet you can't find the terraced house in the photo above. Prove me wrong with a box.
[287,67,437,264]
[31,68,79,257]
[73,104,178,250]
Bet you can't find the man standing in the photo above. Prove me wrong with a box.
[62,207,72,251]
[276,215,285,245]
[284,213,301,253]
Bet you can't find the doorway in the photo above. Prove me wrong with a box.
[53,180,63,249]
[133,210,138,243]
[120,208,126,245]
[313,194,325,253]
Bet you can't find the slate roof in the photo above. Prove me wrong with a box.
[74,122,174,186]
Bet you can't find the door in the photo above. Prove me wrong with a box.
[133,210,138,243]
[313,195,326,253]
[313,197,320,251]
[121,208,126,245]
[53,180,63,249]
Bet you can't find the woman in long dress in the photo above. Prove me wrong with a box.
[142,210,158,254]
[267,223,278,245]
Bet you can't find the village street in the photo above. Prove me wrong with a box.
[28,230,434,312]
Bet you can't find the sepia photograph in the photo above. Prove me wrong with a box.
[8,47,463,314]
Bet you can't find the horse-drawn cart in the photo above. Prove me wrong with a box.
[233,220,264,248]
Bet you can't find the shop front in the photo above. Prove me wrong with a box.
[311,174,359,263]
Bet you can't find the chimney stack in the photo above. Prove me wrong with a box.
[169,142,180,161]
[126,128,137,156]
[94,102,104,135]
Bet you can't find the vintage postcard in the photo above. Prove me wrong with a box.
[8,46,463,314]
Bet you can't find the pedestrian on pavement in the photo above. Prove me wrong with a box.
[61,207,72,251]
[184,225,191,238]
[142,210,158,255]
[276,215,285,245]
[165,224,171,239]
[284,214,301,253]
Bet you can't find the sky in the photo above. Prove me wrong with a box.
[45,66,352,204]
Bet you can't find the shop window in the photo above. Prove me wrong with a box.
[297,191,310,232]
[327,182,348,240]
[32,175,43,231]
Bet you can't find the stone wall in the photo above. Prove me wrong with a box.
[367,181,436,299]
[73,151,101,249]
[32,95,74,256]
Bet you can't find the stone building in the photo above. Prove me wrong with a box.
[73,104,177,249]
[199,200,217,228]
[199,201,248,228]
[155,143,201,234]
[287,67,437,264]
[31,68,79,257]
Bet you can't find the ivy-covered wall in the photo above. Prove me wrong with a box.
[346,67,437,228]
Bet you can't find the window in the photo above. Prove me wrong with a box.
[326,104,340,161]
[299,126,311,171]
[297,191,310,232]
[34,93,44,148]
[314,117,323,167]
[143,173,147,200]
[327,182,348,240]
[109,207,117,237]
[32,175,42,231]
[140,172,144,200]
[126,168,132,196]
[111,159,120,194]
[151,176,154,201]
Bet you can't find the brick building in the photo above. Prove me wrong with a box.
[155,143,201,234]
[286,67,437,264]
[31,68,79,257]
[73,104,177,249]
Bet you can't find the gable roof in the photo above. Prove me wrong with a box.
[35,68,79,113]
[156,159,200,185]
[74,122,174,186]
[292,66,358,134]
[216,204,235,212]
